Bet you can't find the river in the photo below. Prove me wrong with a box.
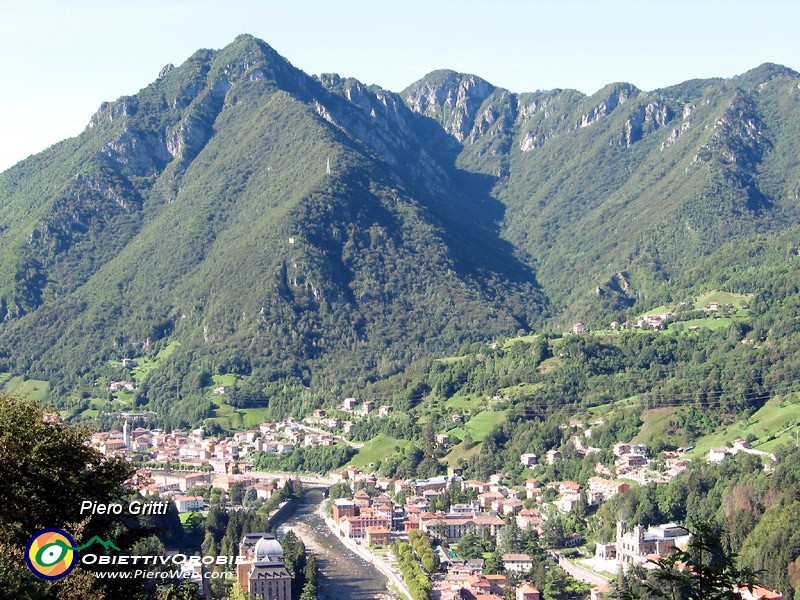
[273,488,398,600]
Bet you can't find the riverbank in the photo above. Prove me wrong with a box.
[272,488,401,599]
[318,502,413,600]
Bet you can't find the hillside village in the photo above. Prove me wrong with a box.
[32,288,789,599]
[79,384,784,600]
[4,23,800,600]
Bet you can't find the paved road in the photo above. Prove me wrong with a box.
[552,552,611,587]
[296,423,366,449]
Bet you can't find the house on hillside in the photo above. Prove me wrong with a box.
[365,525,392,547]
[516,583,542,600]
[502,554,534,573]
[707,447,731,463]
[108,381,136,392]
[587,477,631,505]
[546,449,562,464]
[174,496,204,512]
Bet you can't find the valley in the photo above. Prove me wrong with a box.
[3,33,800,599]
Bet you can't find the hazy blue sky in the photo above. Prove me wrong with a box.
[2,0,799,171]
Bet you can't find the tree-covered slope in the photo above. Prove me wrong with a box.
[0,35,548,421]
[2,34,800,425]
[403,64,800,324]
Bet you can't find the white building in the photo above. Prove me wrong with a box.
[707,447,731,463]
[174,495,205,512]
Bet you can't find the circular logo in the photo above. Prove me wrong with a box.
[25,528,78,581]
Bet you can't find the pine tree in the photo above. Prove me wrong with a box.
[201,530,218,557]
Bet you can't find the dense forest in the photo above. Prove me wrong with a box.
[1,36,800,430]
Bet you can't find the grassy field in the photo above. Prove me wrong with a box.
[89,398,114,410]
[209,403,238,429]
[444,395,483,411]
[668,317,735,334]
[499,382,544,396]
[444,439,482,466]
[537,357,563,374]
[446,426,466,439]
[630,407,687,448]
[179,511,206,524]
[639,290,753,319]
[585,395,640,419]
[695,291,753,310]
[208,404,271,430]
[348,433,410,469]
[3,377,50,402]
[638,304,671,316]
[465,410,507,442]
[130,341,181,384]
[688,394,800,458]
[435,356,470,365]
[240,408,272,428]
[213,403,236,417]
[111,389,137,405]
[501,334,541,348]
[212,373,238,387]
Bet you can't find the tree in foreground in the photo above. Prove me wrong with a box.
[617,521,759,600]
[0,394,138,599]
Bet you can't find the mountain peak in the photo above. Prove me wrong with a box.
[402,70,497,141]
[213,34,300,84]
[226,33,280,59]
[4,40,800,428]
[735,62,800,88]
[407,69,494,90]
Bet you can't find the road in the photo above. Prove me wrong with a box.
[552,552,611,587]
[296,422,366,449]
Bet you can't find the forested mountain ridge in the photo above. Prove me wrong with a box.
[0,35,548,420]
[403,63,800,320]
[1,35,799,426]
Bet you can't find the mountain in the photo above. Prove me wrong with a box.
[0,35,548,422]
[402,64,800,320]
[1,34,799,425]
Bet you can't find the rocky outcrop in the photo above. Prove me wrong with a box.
[403,70,496,141]
[577,83,639,129]
[620,101,674,147]
[101,128,173,177]
[166,78,232,163]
